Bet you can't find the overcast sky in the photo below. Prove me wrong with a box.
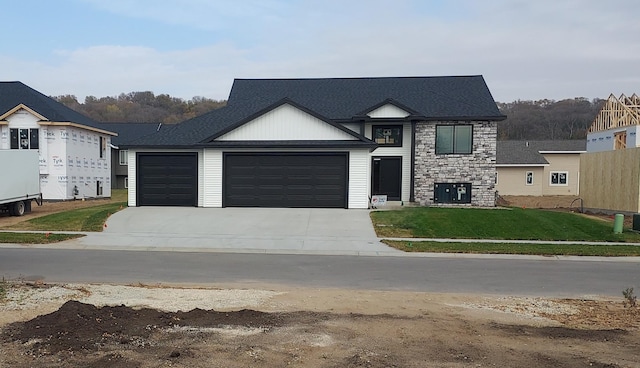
[1,0,638,103]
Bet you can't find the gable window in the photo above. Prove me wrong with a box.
[550,171,568,186]
[119,150,128,165]
[525,171,534,185]
[372,125,402,146]
[10,128,39,150]
[436,125,472,154]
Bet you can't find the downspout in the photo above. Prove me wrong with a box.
[410,121,416,203]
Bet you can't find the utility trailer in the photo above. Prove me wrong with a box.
[0,150,42,216]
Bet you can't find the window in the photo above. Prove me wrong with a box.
[436,125,472,154]
[119,150,128,165]
[372,125,402,146]
[124,177,129,189]
[525,171,534,185]
[10,128,39,150]
[99,136,107,158]
[550,171,568,186]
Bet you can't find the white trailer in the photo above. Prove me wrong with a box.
[0,150,42,216]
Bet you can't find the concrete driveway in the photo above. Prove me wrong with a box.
[74,207,398,255]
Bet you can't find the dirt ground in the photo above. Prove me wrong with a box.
[0,283,638,368]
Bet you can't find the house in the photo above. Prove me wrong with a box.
[0,82,116,200]
[580,93,640,213]
[496,140,586,196]
[98,122,164,189]
[123,76,506,209]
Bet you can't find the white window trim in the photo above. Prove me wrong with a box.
[549,171,569,186]
[119,150,128,165]
[124,177,129,189]
[525,171,534,186]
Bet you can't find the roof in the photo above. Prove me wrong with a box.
[98,122,164,146]
[0,81,111,133]
[129,76,505,147]
[497,140,587,165]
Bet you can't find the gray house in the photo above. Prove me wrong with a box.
[124,76,505,209]
[99,122,164,189]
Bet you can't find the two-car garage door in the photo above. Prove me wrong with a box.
[224,153,347,208]
[136,152,348,208]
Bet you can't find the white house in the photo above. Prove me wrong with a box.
[0,82,116,200]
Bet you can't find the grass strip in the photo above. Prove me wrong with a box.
[0,232,84,244]
[371,207,640,242]
[382,240,640,257]
[6,202,126,232]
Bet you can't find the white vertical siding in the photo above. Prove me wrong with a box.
[127,150,136,206]
[203,149,222,207]
[198,150,205,207]
[366,122,412,202]
[367,104,410,118]
[348,149,371,209]
[217,104,356,141]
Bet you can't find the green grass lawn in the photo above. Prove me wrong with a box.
[5,202,126,232]
[0,232,84,244]
[371,207,640,242]
[382,240,640,256]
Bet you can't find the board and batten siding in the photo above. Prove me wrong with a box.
[364,122,412,202]
[201,148,370,209]
[367,104,411,119]
[127,150,136,207]
[217,104,356,141]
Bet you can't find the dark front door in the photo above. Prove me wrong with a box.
[224,153,348,208]
[372,157,401,201]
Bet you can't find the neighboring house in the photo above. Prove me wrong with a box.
[98,122,164,189]
[124,76,505,209]
[496,140,586,196]
[580,93,640,213]
[0,82,116,200]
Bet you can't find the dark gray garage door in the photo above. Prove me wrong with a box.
[137,153,197,206]
[224,153,347,208]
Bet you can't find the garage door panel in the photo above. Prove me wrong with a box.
[224,154,347,208]
[137,153,197,206]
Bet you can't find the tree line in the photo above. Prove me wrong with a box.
[54,92,226,124]
[55,92,604,140]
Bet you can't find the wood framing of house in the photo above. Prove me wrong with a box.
[588,93,640,133]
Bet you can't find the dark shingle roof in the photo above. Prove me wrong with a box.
[0,81,112,132]
[497,140,587,165]
[129,76,505,147]
[98,122,164,146]
[227,76,505,120]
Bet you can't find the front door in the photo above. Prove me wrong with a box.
[372,157,401,201]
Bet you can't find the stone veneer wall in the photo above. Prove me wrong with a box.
[414,121,497,207]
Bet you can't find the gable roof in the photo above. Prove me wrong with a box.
[128,76,505,148]
[227,76,506,121]
[497,140,587,165]
[0,82,112,133]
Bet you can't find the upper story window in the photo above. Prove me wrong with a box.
[373,125,402,146]
[10,128,39,150]
[436,125,472,154]
[119,150,128,165]
[99,136,107,158]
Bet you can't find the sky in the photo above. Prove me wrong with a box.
[1,0,638,103]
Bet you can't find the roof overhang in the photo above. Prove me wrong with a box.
[0,103,48,121]
[38,122,117,136]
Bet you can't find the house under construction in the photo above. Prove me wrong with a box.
[580,94,640,213]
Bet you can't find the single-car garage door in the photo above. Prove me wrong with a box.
[224,153,347,208]
[137,153,198,206]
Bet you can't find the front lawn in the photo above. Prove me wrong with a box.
[382,240,640,256]
[0,232,84,244]
[6,202,126,232]
[371,207,640,242]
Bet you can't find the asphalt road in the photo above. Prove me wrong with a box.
[1,248,639,297]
